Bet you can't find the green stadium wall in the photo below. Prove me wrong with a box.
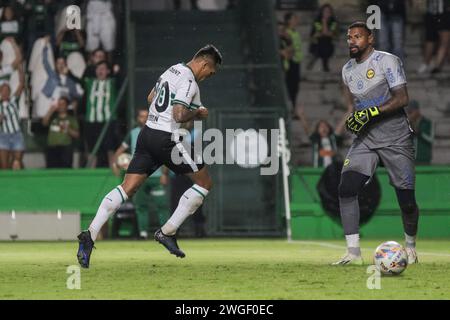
[290,166,450,239]
[0,169,121,230]
[1,167,449,239]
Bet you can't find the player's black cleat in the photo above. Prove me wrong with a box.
[77,230,95,268]
[154,229,185,258]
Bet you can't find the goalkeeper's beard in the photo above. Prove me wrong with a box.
[349,46,363,59]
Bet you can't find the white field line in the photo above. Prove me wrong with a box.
[293,241,450,258]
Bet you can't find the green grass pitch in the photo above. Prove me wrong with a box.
[0,239,449,299]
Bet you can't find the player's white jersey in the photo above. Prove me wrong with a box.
[146,63,202,133]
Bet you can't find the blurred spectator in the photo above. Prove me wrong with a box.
[42,38,83,114]
[42,96,79,168]
[0,37,22,85]
[307,4,339,72]
[417,0,450,74]
[56,27,85,58]
[86,0,116,60]
[83,48,119,78]
[23,0,58,58]
[0,80,25,170]
[284,12,303,106]
[370,0,409,61]
[83,60,118,167]
[406,100,434,164]
[296,104,347,168]
[111,108,169,239]
[0,5,22,45]
[278,21,294,77]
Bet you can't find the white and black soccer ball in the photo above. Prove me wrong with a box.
[374,241,408,275]
[116,153,132,169]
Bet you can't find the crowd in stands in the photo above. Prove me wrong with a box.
[278,0,447,169]
[0,0,121,170]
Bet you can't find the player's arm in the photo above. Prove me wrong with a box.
[342,84,355,112]
[172,104,206,123]
[147,88,156,104]
[378,85,409,114]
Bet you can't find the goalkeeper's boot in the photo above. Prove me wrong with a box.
[154,229,185,258]
[406,247,418,264]
[77,230,95,268]
[331,252,364,266]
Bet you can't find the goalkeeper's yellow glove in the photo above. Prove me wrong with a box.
[346,106,381,134]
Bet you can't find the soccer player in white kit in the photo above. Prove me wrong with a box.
[77,45,222,267]
[332,22,419,266]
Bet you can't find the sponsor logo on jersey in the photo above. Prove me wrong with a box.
[169,67,181,76]
[366,68,375,79]
[345,61,353,70]
[397,67,405,82]
[386,67,395,85]
[344,158,350,166]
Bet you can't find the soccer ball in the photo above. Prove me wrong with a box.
[116,153,132,169]
[373,241,408,276]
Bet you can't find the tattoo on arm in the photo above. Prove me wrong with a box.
[172,104,200,123]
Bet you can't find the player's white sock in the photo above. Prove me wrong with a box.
[89,185,128,241]
[345,234,361,256]
[161,184,208,235]
[405,233,416,248]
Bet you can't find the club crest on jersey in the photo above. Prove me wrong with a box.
[357,80,364,90]
[366,68,375,79]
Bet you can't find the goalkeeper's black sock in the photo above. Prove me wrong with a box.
[396,189,419,246]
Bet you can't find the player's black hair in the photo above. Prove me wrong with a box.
[348,21,373,35]
[194,44,223,65]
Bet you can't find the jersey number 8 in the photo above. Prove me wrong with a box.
[154,79,170,113]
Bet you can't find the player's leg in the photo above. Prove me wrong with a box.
[76,172,148,268]
[160,166,211,236]
[395,189,419,264]
[88,173,148,240]
[154,134,210,258]
[77,126,161,267]
[332,142,378,265]
[378,143,419,264]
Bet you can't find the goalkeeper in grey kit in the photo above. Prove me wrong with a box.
[333,22,419,265]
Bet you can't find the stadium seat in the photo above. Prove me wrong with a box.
[111,201,139,239]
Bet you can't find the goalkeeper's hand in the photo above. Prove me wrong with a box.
[346,106,381,134]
